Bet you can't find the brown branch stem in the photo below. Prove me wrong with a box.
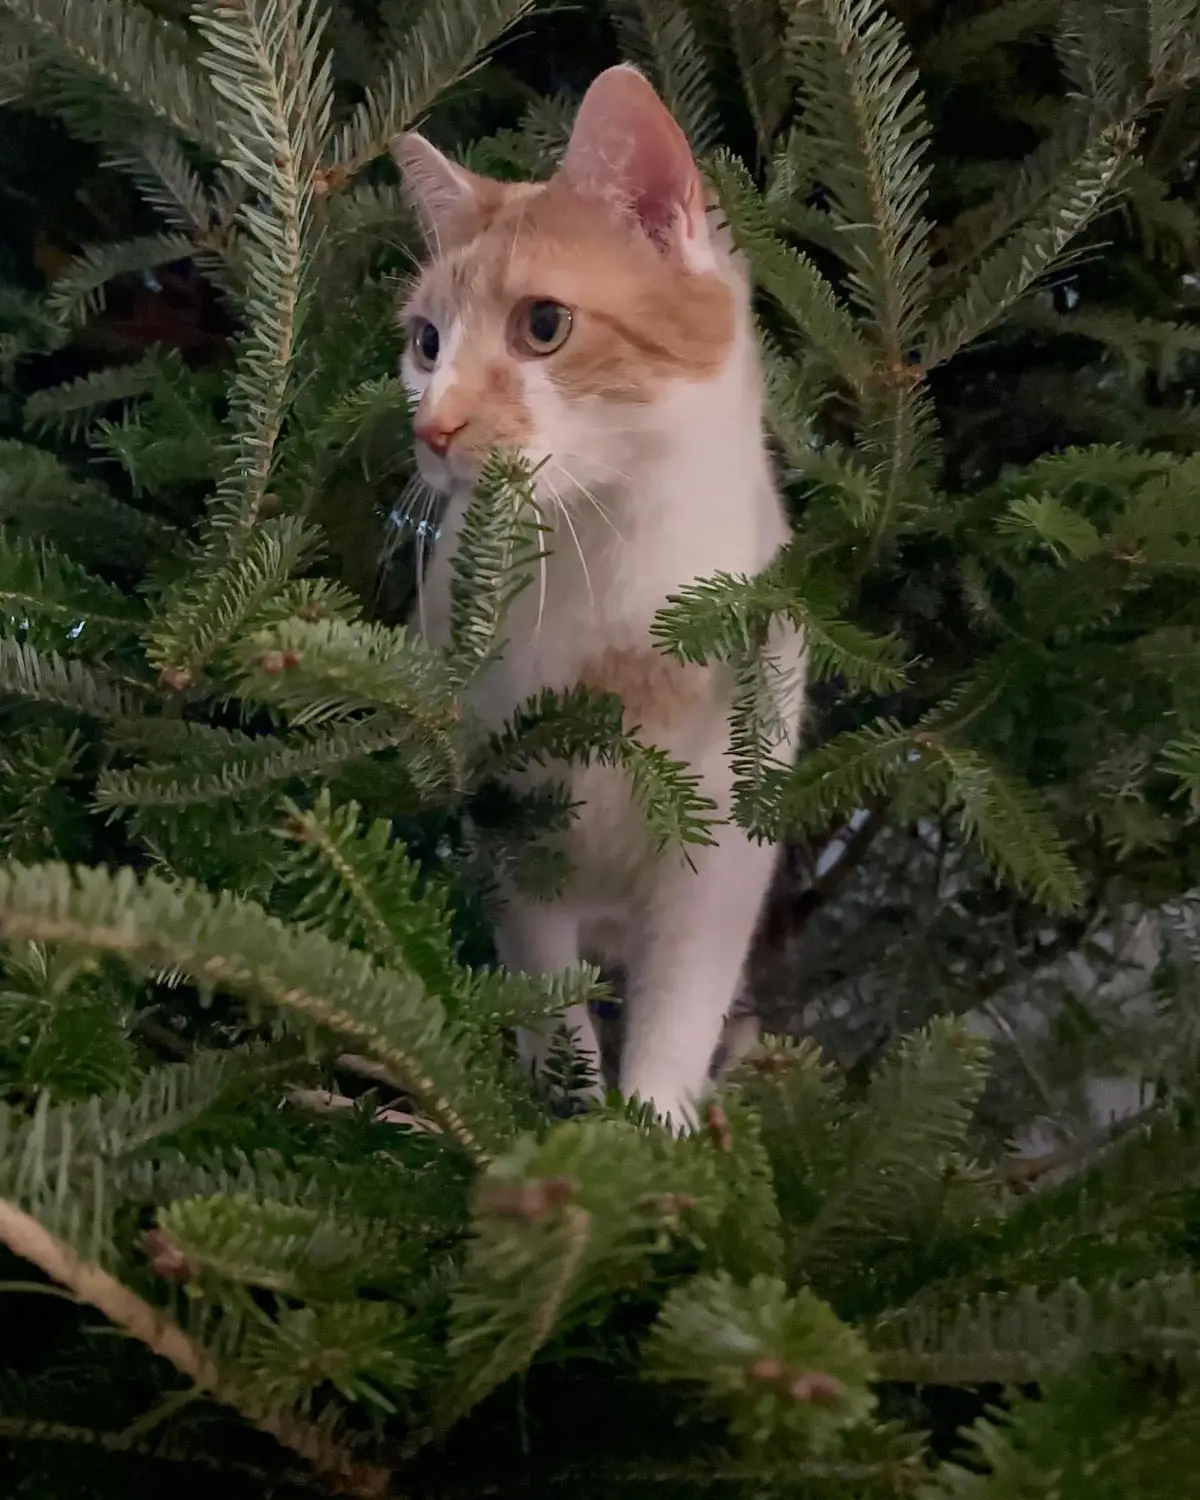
[0,1200,390,1497]
[1003,1105,1157,1189]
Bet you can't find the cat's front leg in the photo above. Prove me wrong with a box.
[498,897,604,1101]
[619,832,777,1129]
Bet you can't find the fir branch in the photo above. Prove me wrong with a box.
[1056,0,1145,109]
[708,151,874,389]
[920,0,1062,76]
[1147,0,1200,87]
[87,352,225,495]
[0,26,34,104]
[1013,303,1200,381]
[428,1203,591,1441]
[147,514,324,685]
[0,725,86,863]
[622,738,719,851]
[0,284,67,380]
[22,353,166,440]
[278,790,461,995]
[459,963,606,1031]
[0,0,222,149]
[0,1196,218,1382]
[760,330,826,468]
[1163,734,1200,813]
[871,1272,1200,1384]
[730,1035,848,1225]
[1120,153,1199,258]
[770,718,915,836]
[306,375,413,459]
[103,134,244,295]
[157,1192,418,1299]
[480,685,719,852]
[1111,464,1200,571]
[792,1019,989,1290]
[480,684,629,776]
[718,0,788,162]
[44,233,197,328]
[924,1376,1200,1500]
[939,103,1099,277]
[0,1202,390,1493]
[728,648,796,835]
[795,444,885,534]
[447,451,544,681]
[425,1119,729,1447]
[0,862,513,1155]
[646,1272,877,1454]
[95,411,224,501]
[0,1048,291,1253]
[652,560,909,692]
[191,0,332,536]
[236,616,470,793]
[0,638,142,719]
[996,495,1104,562]
[0,533,147,633]
[609,0,722,154]
[94,717,426,810]
[324,180,414,256]
[927,122,1137,366]
[899,726,1083,912]
[853,377,939,574]
[105,130,214,237]
[465,94,576,177]
[787,0,933,363]
[996,441,1180,498]
[328,0,534,185]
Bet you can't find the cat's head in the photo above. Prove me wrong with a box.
[393,66,745,502]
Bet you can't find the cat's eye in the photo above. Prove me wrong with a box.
[410,317,440,372]
[513,299,573,357]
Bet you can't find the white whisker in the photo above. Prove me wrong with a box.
[580,486,624,544]
[549,481,595,612]
[529,496,550,640]
[587,456,635,485]
[555,461,627,547]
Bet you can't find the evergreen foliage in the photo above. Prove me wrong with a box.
[0,0,1198,1497]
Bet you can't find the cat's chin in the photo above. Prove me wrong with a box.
[412,451,459,495]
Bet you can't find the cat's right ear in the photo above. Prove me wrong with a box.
[558,66,712,267]
[391,133,478,250]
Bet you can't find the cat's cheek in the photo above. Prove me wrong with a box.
[515,363,576,482]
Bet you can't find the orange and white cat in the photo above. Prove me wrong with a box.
[393,65,805,1127]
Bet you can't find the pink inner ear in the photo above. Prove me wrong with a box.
[559,66,700,242]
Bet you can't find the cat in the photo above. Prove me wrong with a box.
[392,65,806,1128]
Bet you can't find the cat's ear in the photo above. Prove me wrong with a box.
[391,132,480,249]
[558,66,711,264]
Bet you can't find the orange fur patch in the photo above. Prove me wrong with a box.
[418,352,533,462]
[403,177,735,447]
[575,646,713,730]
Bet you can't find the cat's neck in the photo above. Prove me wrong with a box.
[632,332,770,499]
[582,326,782,582]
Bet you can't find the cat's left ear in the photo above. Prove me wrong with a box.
[391,132,481,249]
[557,66,713,267]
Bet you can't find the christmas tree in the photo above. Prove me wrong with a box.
[0,0,1199,1496]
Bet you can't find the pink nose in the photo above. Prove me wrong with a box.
[414,417,465,457]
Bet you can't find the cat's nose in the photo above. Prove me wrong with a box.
[414,416,466,457]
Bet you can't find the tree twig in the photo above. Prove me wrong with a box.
[1003,1105,1157,1188]
[288,1086,440,1133]
[0,1200,391,1497]
[757,801,893,963]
